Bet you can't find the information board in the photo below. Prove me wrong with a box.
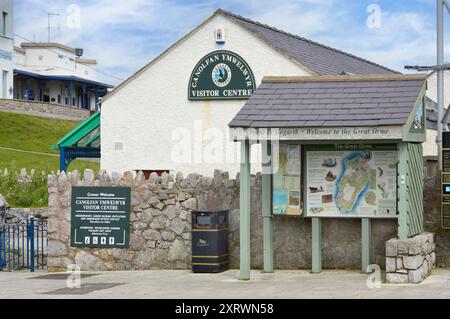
[272,144,302,216]
[71,187,131,248]
[442,132,450,228]
[305,145,398,218]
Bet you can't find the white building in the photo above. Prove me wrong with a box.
[423,71,450,157]
[13,42,113,110]
[100,9,404,177]
[0,0,14,99]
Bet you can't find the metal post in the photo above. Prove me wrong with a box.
[0,227,4,269]
[262,141,273,273]
[94,87,99,111]
[24,79,30,101]
[438,0,445,170]
[239,139,251,280]
[28,215,35,272]
[67,81,73,107]
[311,217,322,273]
[82,83,87,109]
[361,218,371,273]
[60,147,66,172]
[38,80,42,102]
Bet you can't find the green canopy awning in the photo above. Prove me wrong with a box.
[52,112,101,172]
[52,112,100,150]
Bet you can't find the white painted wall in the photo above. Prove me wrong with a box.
[0,0,14,99]
[101,14,311,177]
[14,50,25,66]
[15,47,98,80]
[75,62,97,79]
[424,128,437,157]
[426,72,449,156]
[427,71,450,108]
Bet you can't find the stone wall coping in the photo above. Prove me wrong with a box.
[0,98,90,120]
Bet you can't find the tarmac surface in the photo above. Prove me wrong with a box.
[1,269,450,299]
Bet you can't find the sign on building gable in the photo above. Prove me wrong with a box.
[188,50,256,100]
[71,187,131,248]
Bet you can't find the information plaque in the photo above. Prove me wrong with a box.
[71,187,131,248]
[442,132,450,228]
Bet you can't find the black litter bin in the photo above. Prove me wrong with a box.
[191,210,229,273]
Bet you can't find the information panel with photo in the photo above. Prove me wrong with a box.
[272,144,302,216]
[305,145,398,218]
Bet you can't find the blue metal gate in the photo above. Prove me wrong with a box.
[0,216,48,272]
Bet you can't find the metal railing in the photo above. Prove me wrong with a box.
[0,215,48,272]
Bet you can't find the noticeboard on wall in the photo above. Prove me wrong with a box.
[442,132,450,228]
[305,144,398,218]
[71,187,131,248]
[272,144,302,216]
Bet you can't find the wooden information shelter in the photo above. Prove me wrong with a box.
[229,74,427,280]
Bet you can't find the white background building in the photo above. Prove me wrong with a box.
[0,0,14,99]
[13,42,112,110]
[99,10,407,176]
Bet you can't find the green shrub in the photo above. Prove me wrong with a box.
[0,170,49,208]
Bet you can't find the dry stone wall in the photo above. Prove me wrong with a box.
[0,98,90,120]
[47,169,399,271]
[386,233,435,283]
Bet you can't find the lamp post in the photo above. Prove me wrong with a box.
[405,0,450,171]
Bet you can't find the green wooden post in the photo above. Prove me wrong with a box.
[398,143,408,239]
[361,218,371,273]
[311,217,322,273]
[262,141,273,273]
[240,139,251,280]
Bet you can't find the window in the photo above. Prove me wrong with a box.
[1,12,7,36]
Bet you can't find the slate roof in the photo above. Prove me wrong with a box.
[221,9,399,75]
[229,74,427,128]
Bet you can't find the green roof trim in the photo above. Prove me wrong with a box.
[51,112,100,150]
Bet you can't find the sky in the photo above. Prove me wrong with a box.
[13,0,450,86]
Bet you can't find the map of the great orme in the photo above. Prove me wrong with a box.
[306,150,398,218]
[335,152,376,214]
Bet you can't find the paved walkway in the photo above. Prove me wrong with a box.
[1,269,450,299]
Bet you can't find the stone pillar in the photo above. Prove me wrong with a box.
[386,232,435,284]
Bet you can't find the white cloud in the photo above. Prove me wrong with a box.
[13,0,443,86]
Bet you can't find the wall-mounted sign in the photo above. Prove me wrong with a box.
[442,132,450,228]
[229,126,403,141]
[71,187,131,248]
[305,144,398,218]
[272,144,302,216]
[0,49,12,61]
[277,127,403,141]
[188,50,256,100]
